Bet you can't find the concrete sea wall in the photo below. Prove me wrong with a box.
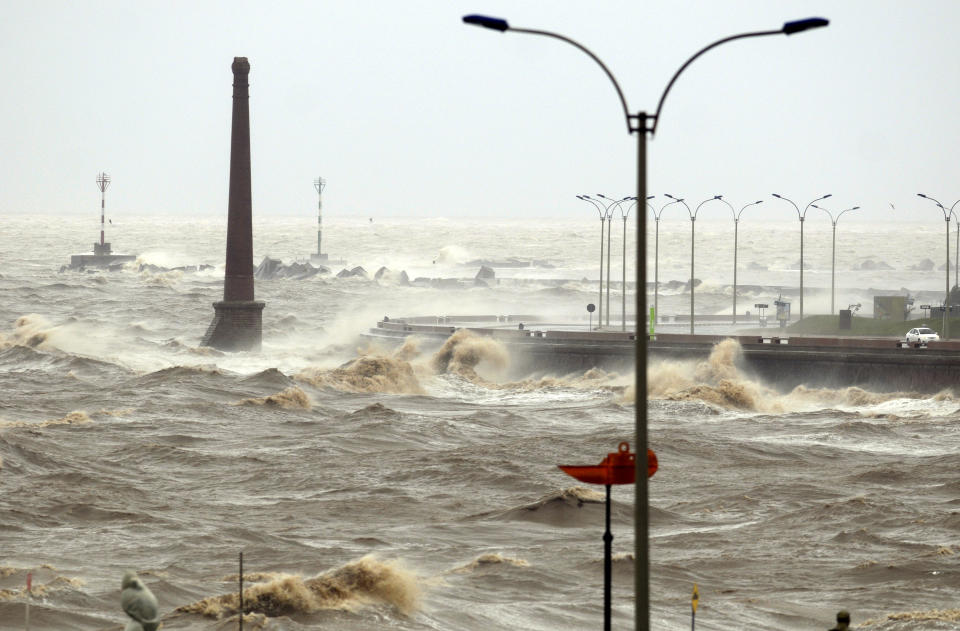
[365,319,960,393]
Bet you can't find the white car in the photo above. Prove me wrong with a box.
[906,327,940,343]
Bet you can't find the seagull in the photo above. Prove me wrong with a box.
[121,571,159,631]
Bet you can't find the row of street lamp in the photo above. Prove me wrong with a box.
[584,192,861,335]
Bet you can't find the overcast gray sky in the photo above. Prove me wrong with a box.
[1,1,957,222]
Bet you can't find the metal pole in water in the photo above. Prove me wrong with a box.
[25,572,31,631]
[603,483,612,631]
[239,552,244,631]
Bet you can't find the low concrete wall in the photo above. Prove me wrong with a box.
[365,319,960,392]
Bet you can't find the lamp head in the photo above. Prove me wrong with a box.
[463,15,509,31]
[647,195,655,200]
[665,193,677,200]
[918,193,928,199]
[714,195,723,200]
[822,193,833,199]
[772,193,783,199]
[782,17,829,35]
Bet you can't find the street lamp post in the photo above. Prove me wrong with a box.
[666,194,717,334]
[811,203,859,315]
[463,14,828,629]
[616,197,642,331]
[599,194,633,327]
[652,198,681,329]
[917,193,960,340]
[771,193,832,321]
[578,195,608,328]
[713,197,763,324]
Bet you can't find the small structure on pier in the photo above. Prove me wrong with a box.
[66,172,137,269]
[309,176,346,266]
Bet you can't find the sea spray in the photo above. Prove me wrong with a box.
[649,338,781,411]
[0,314,54,349]
[431,329,509,381]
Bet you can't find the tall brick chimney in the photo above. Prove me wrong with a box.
[201,57,265,351]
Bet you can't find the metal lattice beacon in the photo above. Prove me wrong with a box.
[201,57,265,351]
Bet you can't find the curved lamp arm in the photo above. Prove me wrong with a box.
[803,193,832,219]
[737,200,763,221]
[577,194,606,219]
[654,198,683,220]
[772,192,801,220]
[713,196,735,221]
[464,15,828,136]
[651,18,827,134]
[693,195,722,220]
[664,194,692,218]
[836,205,860,222]
[918,193,953,221]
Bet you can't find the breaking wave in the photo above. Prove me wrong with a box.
[177,556,420,618]
[649,339,778,411]
[297,356,425,395]
[0,314,55,349]
[486,486,630,528]
[0,411,91,429]
[451,553,530,573]
[431,329,509,381]
[236,386,312,409]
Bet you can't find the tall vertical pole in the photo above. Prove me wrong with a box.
[733,218,739,325]
[954,221,958,292]
[831,221,837,315]
[239,551,244,631]
[606,212,613,326]
[603,483,613,631]
[690,217,695,334]
[946,217,951,340]
[599,216,605,329]
[622,214,628,331]
[654,218,659,329]
[634,111,649,631]
[96,172,110,247]
[799,216,805,321]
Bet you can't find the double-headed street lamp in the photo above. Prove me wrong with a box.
[664,194,707,334]
[771,192,832,321]
[917,193,960,340]
[810,203,859,315]
[666,194,721,334]
[464,14,828,630]
[713,197,763,324]
[613,196,643,332]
